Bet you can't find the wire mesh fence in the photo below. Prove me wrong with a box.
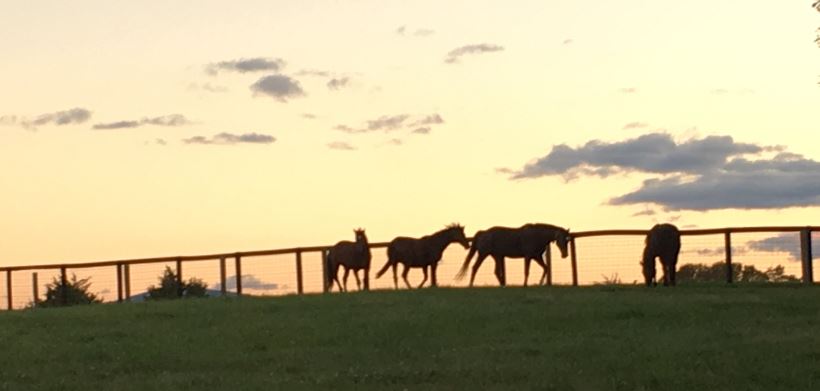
[0,226,815,310]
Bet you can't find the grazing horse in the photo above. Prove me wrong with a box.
[455,223,571,287]
[326,228,372,292]
[375,224,470,289]
[642,223,681,287]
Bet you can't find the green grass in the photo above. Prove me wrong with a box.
[1,285,819,390]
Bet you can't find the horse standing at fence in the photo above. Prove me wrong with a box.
[642,223,681,287]
[455,223,571,287]
[326,228,372,292]
[375,224,470,289]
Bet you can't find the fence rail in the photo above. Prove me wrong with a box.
[1,225,815,310]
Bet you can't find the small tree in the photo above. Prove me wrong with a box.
[38,274,102,307]
[677,262,798,283]
[146,266,209,300]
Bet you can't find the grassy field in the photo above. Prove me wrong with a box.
[1,285,819,390]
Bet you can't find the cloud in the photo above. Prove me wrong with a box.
[0,115,18,126]
[182,132,276,145]
[20,108,92,130]
[387,138,403,146]
[295,69,331,77]
[563,39,574,45]
[327,77,350,90]
[215,275,280,291]
[619,88,638,94]
[631,209,657,217]
[747,233,819,261]
[250,75,305,101]
[511,133,764,180]
[154,138,167,146]
[414,29,435,37]
[623,122,649,130]
[336,113,443,134]
[411,114,444,127]
[93,114,192,130]
[188,82,228,93]
[302,113,318,119]
[445,43,504,64]
[328,141,356,151]
[395,25,407,35]
[206,57,285,75]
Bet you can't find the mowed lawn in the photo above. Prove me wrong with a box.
[1,285,819,390]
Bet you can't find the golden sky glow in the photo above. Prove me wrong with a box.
[1,0,819,266]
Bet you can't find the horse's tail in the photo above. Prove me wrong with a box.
[375,244,395,279]
[455,238,479,281]
[325,249,334,290]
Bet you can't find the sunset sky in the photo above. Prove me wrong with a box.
[1,0,819,266]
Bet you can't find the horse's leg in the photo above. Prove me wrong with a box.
[334,265,345,292]
[531,254,547,286]
[493,255,506,287]
[342,267,351,292]
[431,263,438,287]
[354,269,362,291]
[402,264,412,289]
[418,267,428,289]
[523,257,531,287]
[470,253,489,287]
[392,262,399,290]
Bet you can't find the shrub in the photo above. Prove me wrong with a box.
[146,266,209,300]
[677,262,799,283]
[38,274,102,307]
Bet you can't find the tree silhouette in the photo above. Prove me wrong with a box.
[146,266,208,300]
[38,274,102,307]
[676,262,798,283]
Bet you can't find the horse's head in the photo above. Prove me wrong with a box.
[555,228,571,258]
[353,228,368,244]
[641,247,656,287]
[446,223,470,249]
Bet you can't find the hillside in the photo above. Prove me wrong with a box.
[1,285,819,390]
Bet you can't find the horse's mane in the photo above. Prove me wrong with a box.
[424,223,464,240]
[523,223,568,233]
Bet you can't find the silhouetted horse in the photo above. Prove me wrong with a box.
[326,228,372,292]
[642,224,681,287]
[455,223,571,287]
[375,224,470,289]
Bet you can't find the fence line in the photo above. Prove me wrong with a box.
[1,225,815,310]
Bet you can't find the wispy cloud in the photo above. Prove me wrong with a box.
[619,88,638,94]
[188,82,228,93]
[302,113,318,119]
[215,275,280,291]
[396,25,435,37]
[335,113,444,134]
[445,43,504,64]
[412,127,431,134]
[0,115,18,126]
[562,39,574,45]
[18,108,92,130]
[622,122,649,130]
[206,57,285,75]
[327,77,350,90]
[93,114,193,130]
[295,69,331,77]
[328,141,356,151]
[182,132,276,145]
[250,75,305,102]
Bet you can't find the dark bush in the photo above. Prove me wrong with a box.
[147,266,209,300]
[677,262,799,283]
[38,274,102,307]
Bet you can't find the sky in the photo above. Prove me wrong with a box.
[1,0,820,268]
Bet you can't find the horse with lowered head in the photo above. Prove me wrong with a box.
[375,224,470,289]
[642,223,681,287]
[455,223,571,287]
[326,228,372,292]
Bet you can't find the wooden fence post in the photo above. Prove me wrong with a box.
[725,231,733,284]
[570,238,578,287]
[6,271,12,310]
[235,255,242,296]
[124,264,131,300]
[219,258,227,296]
[545,245,552,286]
[801,228,814,284]
[295,251,304,295]
[321,250,329,293]
[32,272,39,308]
[116,263,123,302]
[175,257,183,297]
[60,267,67,306]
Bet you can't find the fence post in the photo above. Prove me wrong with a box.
[545,245,552,286]
[295,250,304,295]
[32,272,39,308]
[724,231,733,284]
[175,257,183,297]
[801,228,813,284]
[124,264,131,301]
[570,238,578,286]
[235,255,243,296]
[321,250,329,293]
[219,258,227,296]
[60,267,67,306]
[116,263,123,302]
[6,271,12,310]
